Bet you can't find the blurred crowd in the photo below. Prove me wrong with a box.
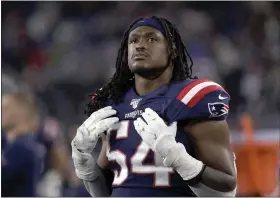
[1,1,279,197]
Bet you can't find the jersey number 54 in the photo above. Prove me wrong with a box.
[107,121,174,187]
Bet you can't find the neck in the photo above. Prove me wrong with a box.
[134,65,173,96]
[5,123,32,143]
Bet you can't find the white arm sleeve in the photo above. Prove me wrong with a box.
[82,164,110,197]
[189,160,237,197]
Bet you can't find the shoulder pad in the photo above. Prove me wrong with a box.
[165,79,230,123]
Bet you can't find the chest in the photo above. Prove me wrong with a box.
[108,96,169,163]
[107,120,191,156]
[107,93,196,187]
[106,119,193,187]
[106,120,171,187]
[113,96,170,121]
[108,95,193,156]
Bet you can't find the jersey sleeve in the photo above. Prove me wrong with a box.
[165,79,230,123]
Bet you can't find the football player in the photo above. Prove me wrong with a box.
[72,16,237,197]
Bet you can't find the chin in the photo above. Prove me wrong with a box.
[130,61,151,70]
[130,64,168,79]
[130,65,152,74]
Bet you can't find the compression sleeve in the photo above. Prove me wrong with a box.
[83,165,113,197]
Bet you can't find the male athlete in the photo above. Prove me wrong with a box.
[72,16,237,197]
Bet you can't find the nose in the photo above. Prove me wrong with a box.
[136,39,147,51]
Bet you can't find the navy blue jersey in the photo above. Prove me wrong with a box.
[35,127,55,177]
[2,129,8,150]
[1,134,42,197]
[106,79,230,197]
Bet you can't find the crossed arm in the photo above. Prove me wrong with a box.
[84,120,237,197]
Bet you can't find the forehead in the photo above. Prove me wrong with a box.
[129,26,165,38]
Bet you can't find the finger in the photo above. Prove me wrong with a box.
[72,148,91,162]
[75,127,86,142]
[100,133,106,141]
[93,117,119,131]
[99,106,113,111]
[169,122,177,136]
[141,112,153,123]
[71,139,85,158]
[145,108,161,119]
[137,117,147,128]
[134,119,144,136]
[90,106,113,120]
[84,108,117,128]
[133,120,141,135]
[142,108,160,123]
[90,117,119,139]
[71,139,77,148]
[169,121,177,127]
[72,147,80,160]
[135,117,147,134]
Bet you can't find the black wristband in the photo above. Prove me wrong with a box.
[185,164,207,186]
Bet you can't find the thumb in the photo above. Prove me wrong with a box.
[168,122,177,136]
[169,121,177,128]
[100,132,107,141]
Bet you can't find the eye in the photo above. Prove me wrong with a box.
[148,37,156,43]
[129,38,138,44]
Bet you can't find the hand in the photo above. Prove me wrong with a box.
[72,106,119,154]
[134,108,204,182]
[72,146,96,181]
[133,108,177,159]
[71,106,119,181]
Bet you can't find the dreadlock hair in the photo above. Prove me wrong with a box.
[85,16,196,117]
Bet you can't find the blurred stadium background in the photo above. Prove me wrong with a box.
[1,1,279,197]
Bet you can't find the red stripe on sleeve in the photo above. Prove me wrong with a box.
[187,85,225,108]
[176,79,210,101]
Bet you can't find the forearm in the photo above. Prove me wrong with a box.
[72,146,112,197]
[83,165,110,197]
[161,142,237,196]
[71,106,118,196]
[189,161,237,197]
[200,166,236,192]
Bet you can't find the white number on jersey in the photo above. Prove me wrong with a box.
[107,121,173,187]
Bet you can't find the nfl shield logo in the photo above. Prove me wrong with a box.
[208,102,229,117]
[130,98,142,109]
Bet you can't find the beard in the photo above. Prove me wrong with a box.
[130,65,170,80]
[129,55,172,79]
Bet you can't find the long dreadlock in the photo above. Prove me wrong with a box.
[85,16,196,117]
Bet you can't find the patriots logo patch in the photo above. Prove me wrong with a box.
[130,98,142,109]
[208,102,229,117]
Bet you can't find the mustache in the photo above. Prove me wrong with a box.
[132,51,149,58]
